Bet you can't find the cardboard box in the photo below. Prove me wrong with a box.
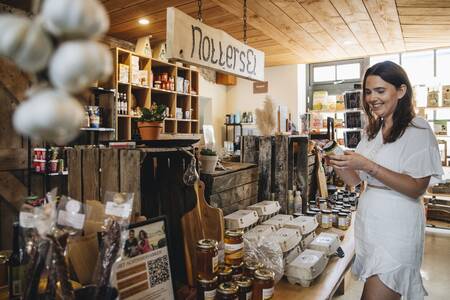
[119,64,129,83]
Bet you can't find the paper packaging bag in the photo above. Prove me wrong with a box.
[67,233,99,285]
[84,200,106,236]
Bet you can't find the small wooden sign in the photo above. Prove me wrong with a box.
[166,7,264,81]
[253,81,268,94]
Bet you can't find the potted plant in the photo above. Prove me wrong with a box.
[136,103,167,140]
[199,148,218,174]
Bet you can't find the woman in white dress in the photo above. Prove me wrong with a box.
[328,61,443,300]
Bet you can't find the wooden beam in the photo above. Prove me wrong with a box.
[363,0,405,52]
[396,0,450,7]
[400,15,450,25]
[0,149,27,171]
[402,24,450,37]
[0,172,27,210]
[330,0,385,55]
[397,7,450,15]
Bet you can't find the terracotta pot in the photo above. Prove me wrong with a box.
[200,155,218,174]
[137,121,163,140]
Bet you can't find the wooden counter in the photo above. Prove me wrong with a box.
[275,218,356,300]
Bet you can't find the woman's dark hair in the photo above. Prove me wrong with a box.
[138,230,147,239]
[362,61,415,143]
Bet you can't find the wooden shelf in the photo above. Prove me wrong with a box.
[80,127,115,132]
[131,83,149,90]
[151,87,177,94]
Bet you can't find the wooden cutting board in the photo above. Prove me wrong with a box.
[316,151,329,198]
[181,180,224,286]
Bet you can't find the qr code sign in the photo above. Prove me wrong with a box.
[147,255,170,287]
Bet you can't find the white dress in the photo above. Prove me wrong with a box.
[353,117,443,299]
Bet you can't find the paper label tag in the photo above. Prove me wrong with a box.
[212,254,219,273]
[105,202,131,218]
[224,242,244,252]
[300,254,319,264]
[19,212,35,228]
[321,215,330,224]
[57,210,85,229]
[204,289,216,300]
[263,287,274,299]
[316,236,333,244]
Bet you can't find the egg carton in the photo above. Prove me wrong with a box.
[243,224,277,243]
[285,249,329,287]
[299,231,316,251]
[307,232,340,257]
[262,214,294,230]
[224,209,259,231]
[284,245,302,266]
[284,215,318,236]
[274,227,302,253]
[247,201,281,223]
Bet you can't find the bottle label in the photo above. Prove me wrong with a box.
[321,215,330,225]
[212,254,219,273]
[19,212,35,228]
[263,287,274,299]
[204,289,216,300]
[224,242,244,260]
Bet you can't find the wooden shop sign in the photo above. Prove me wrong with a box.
[166,7,265,81]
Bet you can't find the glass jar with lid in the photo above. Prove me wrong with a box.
[310,207,322,225]
[196,239,219,280]
[319,198,327,210]
[331,209,339,227]
[231,262,244,281]
[340,209,352,226]
[234,276,252,300]
[252,268,275,300]
[218,263,233,284]
[216,282,239,300]
[338,212,349,230]
[197,276,217,300]
[320,209,332,229]
[243,260,263,278]
[225,230,244,266]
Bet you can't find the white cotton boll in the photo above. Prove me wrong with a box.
[13,89,84,144]
[0,15,53,73]
[49,41,113,93]
[41,0,109,39]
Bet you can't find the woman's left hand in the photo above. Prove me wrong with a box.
[328,151,370,171]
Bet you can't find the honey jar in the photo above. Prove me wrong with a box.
[320,209,332,229]
[225,230,244,266]
[338,212,349,230]
[252,268,275,300]
[216,282,239,300]
[319,199,327,210]
[231,262,244,280]
[331,209,339,228]
[197,276,217,300]
[196,239,219,280]
[235,276,252,300]
[218,264,233,284]
[243,260,263,278]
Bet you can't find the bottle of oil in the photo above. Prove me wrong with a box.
[8,222,28,299]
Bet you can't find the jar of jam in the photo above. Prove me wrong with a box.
[225,230,244,266]
[243,260,263,278]
[323,140,344,156]
[320,209,332,229]
[252,268,275,300]
[340,209,352,226]
[218,264,233,284]
[335,201,344,207]
[338,212,349,230]
[197,276,217,300]
[319,198,327,210]
[235,276,252,300]
[196,239,219,280]
[231,262,244,280]
[331,209,339,228]
[216,282,238,300]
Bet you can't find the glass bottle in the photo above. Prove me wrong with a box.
[8,222,28,299]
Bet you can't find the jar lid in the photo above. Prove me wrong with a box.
[310,208,321,213]
[344,204,351,208]
[244,260,263,270]
[319,199,327,203]
[231,262,244,269]
[254,268,275,281]
[235,276,252,288]
[154,80,161,83]
[197,239,218,249]
[338,212,348,217]
[305,210,316,216]
[218,264,232,275]
[197,276,218,284]
[225,229,244,237]
[321,209,332,214]
[340,209,351,214]
[323,140,337,151]
[336,201,344,205]
[217,282,238,294]
[332,209,339,213]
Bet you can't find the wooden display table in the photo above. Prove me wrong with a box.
[275,217,356,300]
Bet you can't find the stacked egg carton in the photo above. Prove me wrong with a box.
[224,210,259,232]
[247,201,281,223]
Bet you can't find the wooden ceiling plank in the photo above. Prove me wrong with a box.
[396,0,450,7]
[297,0,366,57]
[400,15,450,25]
[270,0,348,59]
[210,0,319,62]
[104,0,150,13]
[330,0,385,55]
[402,24,450,36]
[397,7,450,15]
[362,0,405,52]
[405,37,450,42]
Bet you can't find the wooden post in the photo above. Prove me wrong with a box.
[258,136,272,201]
[100,148,120,201]
[120,150,141,214]
[67,148,83,201]
[241,136,258,164]
[273,135,289,213]
[82,148,100,201]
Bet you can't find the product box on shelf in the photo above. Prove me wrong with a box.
[284,216,318,236]
[308,232,340,256]
[274,227,302,253]
[285,249,329,287]
[119,64,129,83]
[176,76,184,93]
[262,214,294,230]
[443,85,450,107]
[247,201,281,222]
[224,210,259,230]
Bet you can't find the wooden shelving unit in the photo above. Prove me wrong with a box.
[112,48,200,140]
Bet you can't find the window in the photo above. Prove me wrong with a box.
[401,50,434,85]
[369,54,400,66]
[313,65,335,82]
[337,63,360,80]
[437,48,450,85]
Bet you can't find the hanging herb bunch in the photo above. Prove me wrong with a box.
[0,0,112,145]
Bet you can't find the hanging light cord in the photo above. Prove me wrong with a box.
[197,0,203,22]
[243,0,248,44]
